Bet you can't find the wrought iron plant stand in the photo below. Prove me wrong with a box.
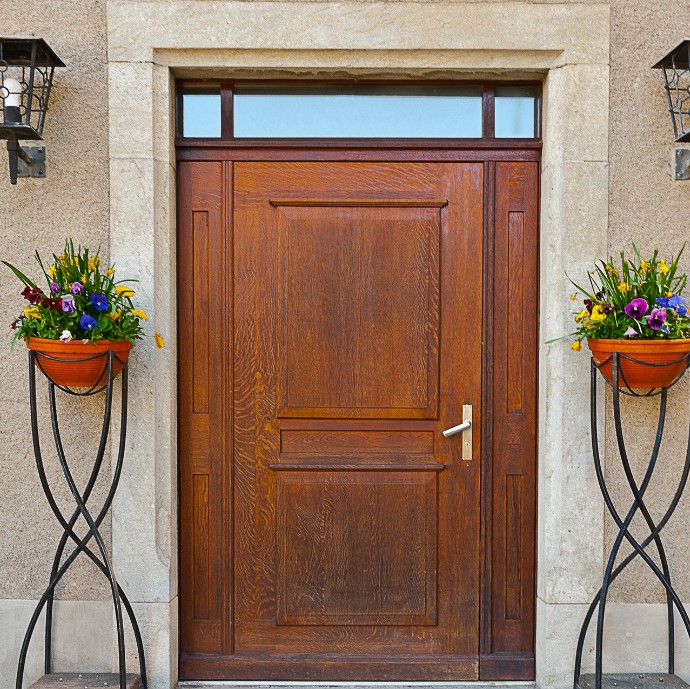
[575,350,690,689]
[16,349,147,689]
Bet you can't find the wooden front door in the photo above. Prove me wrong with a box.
[178,156,538,681]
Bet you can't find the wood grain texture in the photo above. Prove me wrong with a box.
[276,203,439,418]
[276,470,437,626]
[178,153,539,681]
[178,161,228,656]
[230,161,483,676]
[483,161,538,668]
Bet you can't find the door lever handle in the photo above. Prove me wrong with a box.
[442,404,473,460]
[442,420,471,437]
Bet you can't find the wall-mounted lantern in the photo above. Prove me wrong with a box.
[0,37,64,185]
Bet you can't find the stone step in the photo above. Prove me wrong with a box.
[28,674,142,689]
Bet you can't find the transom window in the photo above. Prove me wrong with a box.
[177,82,541,140]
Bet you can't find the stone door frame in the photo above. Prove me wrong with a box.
[106,3,610,688]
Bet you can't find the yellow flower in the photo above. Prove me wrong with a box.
[640,260,650,275]
[618,282,630,293]
[23,306,41,320]
[590,305,607,322]
[106,268,115,277]
[570,293,578,301]
[110,310,121,321]
[71,257,79,265]
[48,265,57,278]
[80,274,87,284]
[605,263,612,272]
[131,308,149,321]
[88,260,96,271]
[575,309,589,323]
[154,331,165,349]
[659,259,670,275]
[571,340,582,352]
[115,285,135,298]
[58,253,67,262]
[667,290,674,298]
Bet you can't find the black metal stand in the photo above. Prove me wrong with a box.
[574,351,690,689]
[16,350,147,689]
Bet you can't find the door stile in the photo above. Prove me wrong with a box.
[222,160,235,657]
[480,159,497,666]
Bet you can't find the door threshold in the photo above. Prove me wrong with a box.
[178,682,536,688]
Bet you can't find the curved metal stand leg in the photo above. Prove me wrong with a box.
[574,355,690,689]
[17,351,147,689]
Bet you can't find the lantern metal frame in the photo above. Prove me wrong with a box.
[653,39,690,143]
[0,36,64,184]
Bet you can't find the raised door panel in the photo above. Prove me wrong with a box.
[275,202,440,418]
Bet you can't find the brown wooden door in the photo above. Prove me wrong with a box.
[178,157,538,681]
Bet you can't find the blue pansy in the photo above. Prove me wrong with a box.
[90,293,108,311]
[79,313,98,331]
[656,296,670,308]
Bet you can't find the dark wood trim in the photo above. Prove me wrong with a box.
[177,137,542,150]
[220,83,234,140]
[479,652,535,680]
[269,197,448,208]
[482,84,496,139]
[177,148,541,163]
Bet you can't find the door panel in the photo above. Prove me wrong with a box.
[178,157,539,681]
[231,162,482,678]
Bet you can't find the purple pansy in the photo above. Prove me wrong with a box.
[624,298,648,319]
[71,281,84,295]
[624,326,638,338]
[61,294,76,314]
[646,307,667,331]
[90,292,108,311]
[59,330,72,343]
[50,281,59,295]
[79,313,97,332]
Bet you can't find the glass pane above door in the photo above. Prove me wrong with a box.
[181,92,221,138]
[232,85,483,138]
[494,85,539,138]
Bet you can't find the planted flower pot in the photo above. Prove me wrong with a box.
[26,337,133,387]
[588,337,690,389]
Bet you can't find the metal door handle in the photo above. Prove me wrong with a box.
[443,420,471,437]
[442,404,473,460]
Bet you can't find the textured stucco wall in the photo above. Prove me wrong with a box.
[0,0,111,602]
[604,1,690,604]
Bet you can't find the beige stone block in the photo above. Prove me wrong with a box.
[122,600,177,689]
[543,64,610,166]
[0,600,113,689]
[538,162,609,605]
[108,2,609,66]
[109,62,155,160]
[536,598,593,689]
[162,47,559,78]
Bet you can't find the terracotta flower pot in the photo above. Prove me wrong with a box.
[26,337,133,387]
[587,338,690,389]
